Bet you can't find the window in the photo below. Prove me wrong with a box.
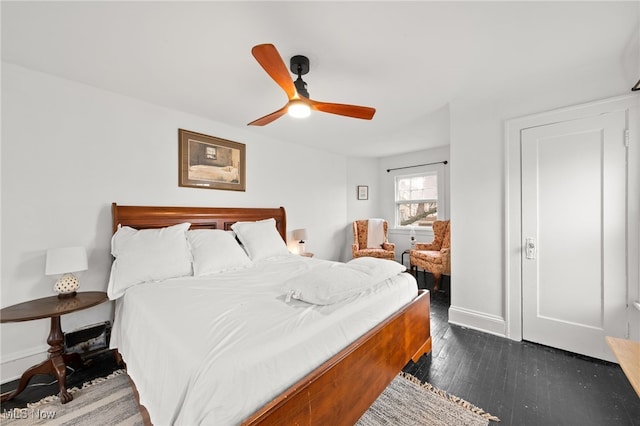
[395,172,438,227]
[205,146,217,160]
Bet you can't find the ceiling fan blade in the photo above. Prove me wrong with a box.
[247,104,289,126]
[308,99,376,120]
[251,44,297,100]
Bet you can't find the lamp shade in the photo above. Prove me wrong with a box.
[45,247,88,276]
[292,228,308,242]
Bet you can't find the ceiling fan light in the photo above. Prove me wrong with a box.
[288,100,311,118]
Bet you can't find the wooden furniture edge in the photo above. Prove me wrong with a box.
[606,336,640,397]
[412,332,433,363]
[0,292,108,323]
[111,203,287,241]
[110,204,431,425]
[242,290,431,425]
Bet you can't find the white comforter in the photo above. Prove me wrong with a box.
[110,255,418,425]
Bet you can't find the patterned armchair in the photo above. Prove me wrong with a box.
[410,220,450,291]
[352,219,396,260]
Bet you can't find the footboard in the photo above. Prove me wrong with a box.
[242,289,432,425]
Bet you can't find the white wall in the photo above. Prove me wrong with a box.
[448,54,639,335]
[0,63,348,382]
[344,157,379,261]
[345,103,451,265]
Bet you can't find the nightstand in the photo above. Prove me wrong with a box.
[300,252,314,258]
[402,249,411,267]
[402,249,417,275]
[0,291,109,404]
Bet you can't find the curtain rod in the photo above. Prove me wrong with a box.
[386,160,448,173]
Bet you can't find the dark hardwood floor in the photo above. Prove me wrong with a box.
[404,273,640,425]
[2,273,639,425]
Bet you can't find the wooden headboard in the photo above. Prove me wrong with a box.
[111,203,287,241]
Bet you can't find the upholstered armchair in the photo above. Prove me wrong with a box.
[410,220,450,291]
[352,219,396,260]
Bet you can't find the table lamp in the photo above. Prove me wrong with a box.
[45,246,87,298]
[292,228,308,254]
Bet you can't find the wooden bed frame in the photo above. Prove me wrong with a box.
[111,203,432,425]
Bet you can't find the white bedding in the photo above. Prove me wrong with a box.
[188,164,239,183]
[110,255,418,425]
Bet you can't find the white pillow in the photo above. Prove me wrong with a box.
[187,229,252,276]
[231,218,290,261]
[107,222,192,300]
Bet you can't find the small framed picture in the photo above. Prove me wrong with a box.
[357,185,369,200]
[178,129,246,191]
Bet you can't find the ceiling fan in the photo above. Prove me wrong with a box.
[248,43,376,126]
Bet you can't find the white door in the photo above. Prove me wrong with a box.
[521,110,628,362]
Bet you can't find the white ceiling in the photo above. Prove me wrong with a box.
[2,1,638,157]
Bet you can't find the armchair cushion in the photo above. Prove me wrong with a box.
[352,248,395,260]
[411,250,444,265]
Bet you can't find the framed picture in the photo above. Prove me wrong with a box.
[357,185,369,200]
[178,129,246,191]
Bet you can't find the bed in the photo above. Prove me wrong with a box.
[188,164,240,183]
[108,203,432,425]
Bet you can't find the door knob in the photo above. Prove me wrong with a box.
[525,238,536,260]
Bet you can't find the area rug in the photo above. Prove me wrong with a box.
[0,370,141,426]
[357,372,500,426]
[1,370,499,425]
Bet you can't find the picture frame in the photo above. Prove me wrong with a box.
[357,185,369,200]
[178,129,246,191]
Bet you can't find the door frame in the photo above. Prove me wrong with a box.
[504,93,640,342]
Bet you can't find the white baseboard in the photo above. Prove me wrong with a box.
[448,305,507,338]
[1,345,49,384]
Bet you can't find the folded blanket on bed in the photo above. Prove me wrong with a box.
[284,257,406,305]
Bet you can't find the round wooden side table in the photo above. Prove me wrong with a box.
[0,291,109,404]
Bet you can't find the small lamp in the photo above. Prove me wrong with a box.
[292,229,308,254]
[410,226,416,247]
[45,246,87,298]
